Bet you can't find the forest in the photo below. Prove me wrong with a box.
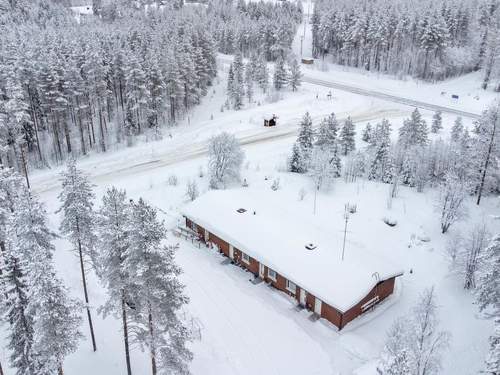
[312,0,500,84]
[0,0,301,174]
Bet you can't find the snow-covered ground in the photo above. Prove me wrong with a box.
[291,1,497,117]
[10,65,495,375]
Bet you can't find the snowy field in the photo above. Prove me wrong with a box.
[11,66,496,375]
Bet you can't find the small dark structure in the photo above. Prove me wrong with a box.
[451,94,459,99]
[301,58,314,65]
[264,114,278,127]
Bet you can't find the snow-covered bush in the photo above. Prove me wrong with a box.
[271,178,280,191]
[208,132,245,189]
[378,287,450,375]
[436,171,469,233]
[186,180,199,201]
[383,216,397,227]
[167,174,178,186]
[298,187,307,201]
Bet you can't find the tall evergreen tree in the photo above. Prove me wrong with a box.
[125,199,192,375]
[97,187,134,375]
[273,55,288,91]
[57,158,98,352]
[431,111,443,133]
[287,58,302,91]
[399,108,428,147]
[340,117,356,155]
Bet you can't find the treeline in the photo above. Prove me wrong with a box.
[312,0,500,85]
[289,102,500,220]
[0,1,217,171]
[208,0,302,60]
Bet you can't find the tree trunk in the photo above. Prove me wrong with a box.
[58,365,64,375]
[0,358,4,375]
[148,307,157,375]
[77,227,97,352]
[476,112,498,205]
[121,291,133,375]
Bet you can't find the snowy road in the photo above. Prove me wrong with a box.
[32,108,405,195]
[302,76,481,120]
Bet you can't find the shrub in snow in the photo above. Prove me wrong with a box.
[198,166,204,178]
[186,180,199,201]
[208,132,245,189]
[271,178,280,191]
[168,174,178,186]
[242,178,249,187]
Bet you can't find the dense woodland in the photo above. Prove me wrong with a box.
[0,0,301,174]
[312,0,500,85]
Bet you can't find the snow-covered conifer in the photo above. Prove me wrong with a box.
[125,199,192,375]
[450,117,464,142]
[208,132,244,189]
[431,111,443,133]
[399,108,428,146]
[315,113,338,149]
[340,116,356,155]
[287,58,302,91]
[96,187,133,375]
[57,158,98,351]
[273,55,288,91]
[368,119,393,182]
[362,123,372,143]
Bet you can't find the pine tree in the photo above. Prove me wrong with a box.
[368,119,393,182]
[96,187,133,375]
[472,102,499,205]
[315,113,338,149]
[244,63,253,103]
[57,158,98,352]
[431,111,443,133]
[125,199,192,375]
[362,123,372,143]
[11,188,81,375]
[399,108,428,146]
[296,112,314,169]
[273,55,288,91]
[256,53,269,93]
[340,116,356,155]
[0,248,36,375]
[287,58,302,91]
[450,117,464,142]
[288,142,305,173]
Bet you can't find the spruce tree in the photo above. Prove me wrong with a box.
[57,158,98,352]
[125,199,192,375]
[315,113,338,149]
[399,108,428,146]
[12,188,81,375]
[340,116,356,155]
[431,111,443,133]
[296,112,314,169]
[273,55,288,91]
[97,187,133,375]
[368,119,393,182]
[362,123,372,143]
[450,117,464,142]
[287,58,302,91]
[256,53,269,93]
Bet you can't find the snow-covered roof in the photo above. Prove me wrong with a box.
[182,189,403,313]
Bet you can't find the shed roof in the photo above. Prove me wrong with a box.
[183,189,403,313]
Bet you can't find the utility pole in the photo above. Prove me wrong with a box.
[341,204,350,261]
[20,145,30,190]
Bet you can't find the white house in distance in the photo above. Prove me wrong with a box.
[183,189,403,330]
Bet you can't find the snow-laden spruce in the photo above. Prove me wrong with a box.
[476,235,500,374]
[3,184,81,375]
[57,158,98,352]
[96,187,134,375]
[125,198,192,375]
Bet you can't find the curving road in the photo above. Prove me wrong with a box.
[302,76,481,120]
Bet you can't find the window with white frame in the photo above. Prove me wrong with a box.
[286,280,296,294]
[268,268,277,281]
[242,252,250,264]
